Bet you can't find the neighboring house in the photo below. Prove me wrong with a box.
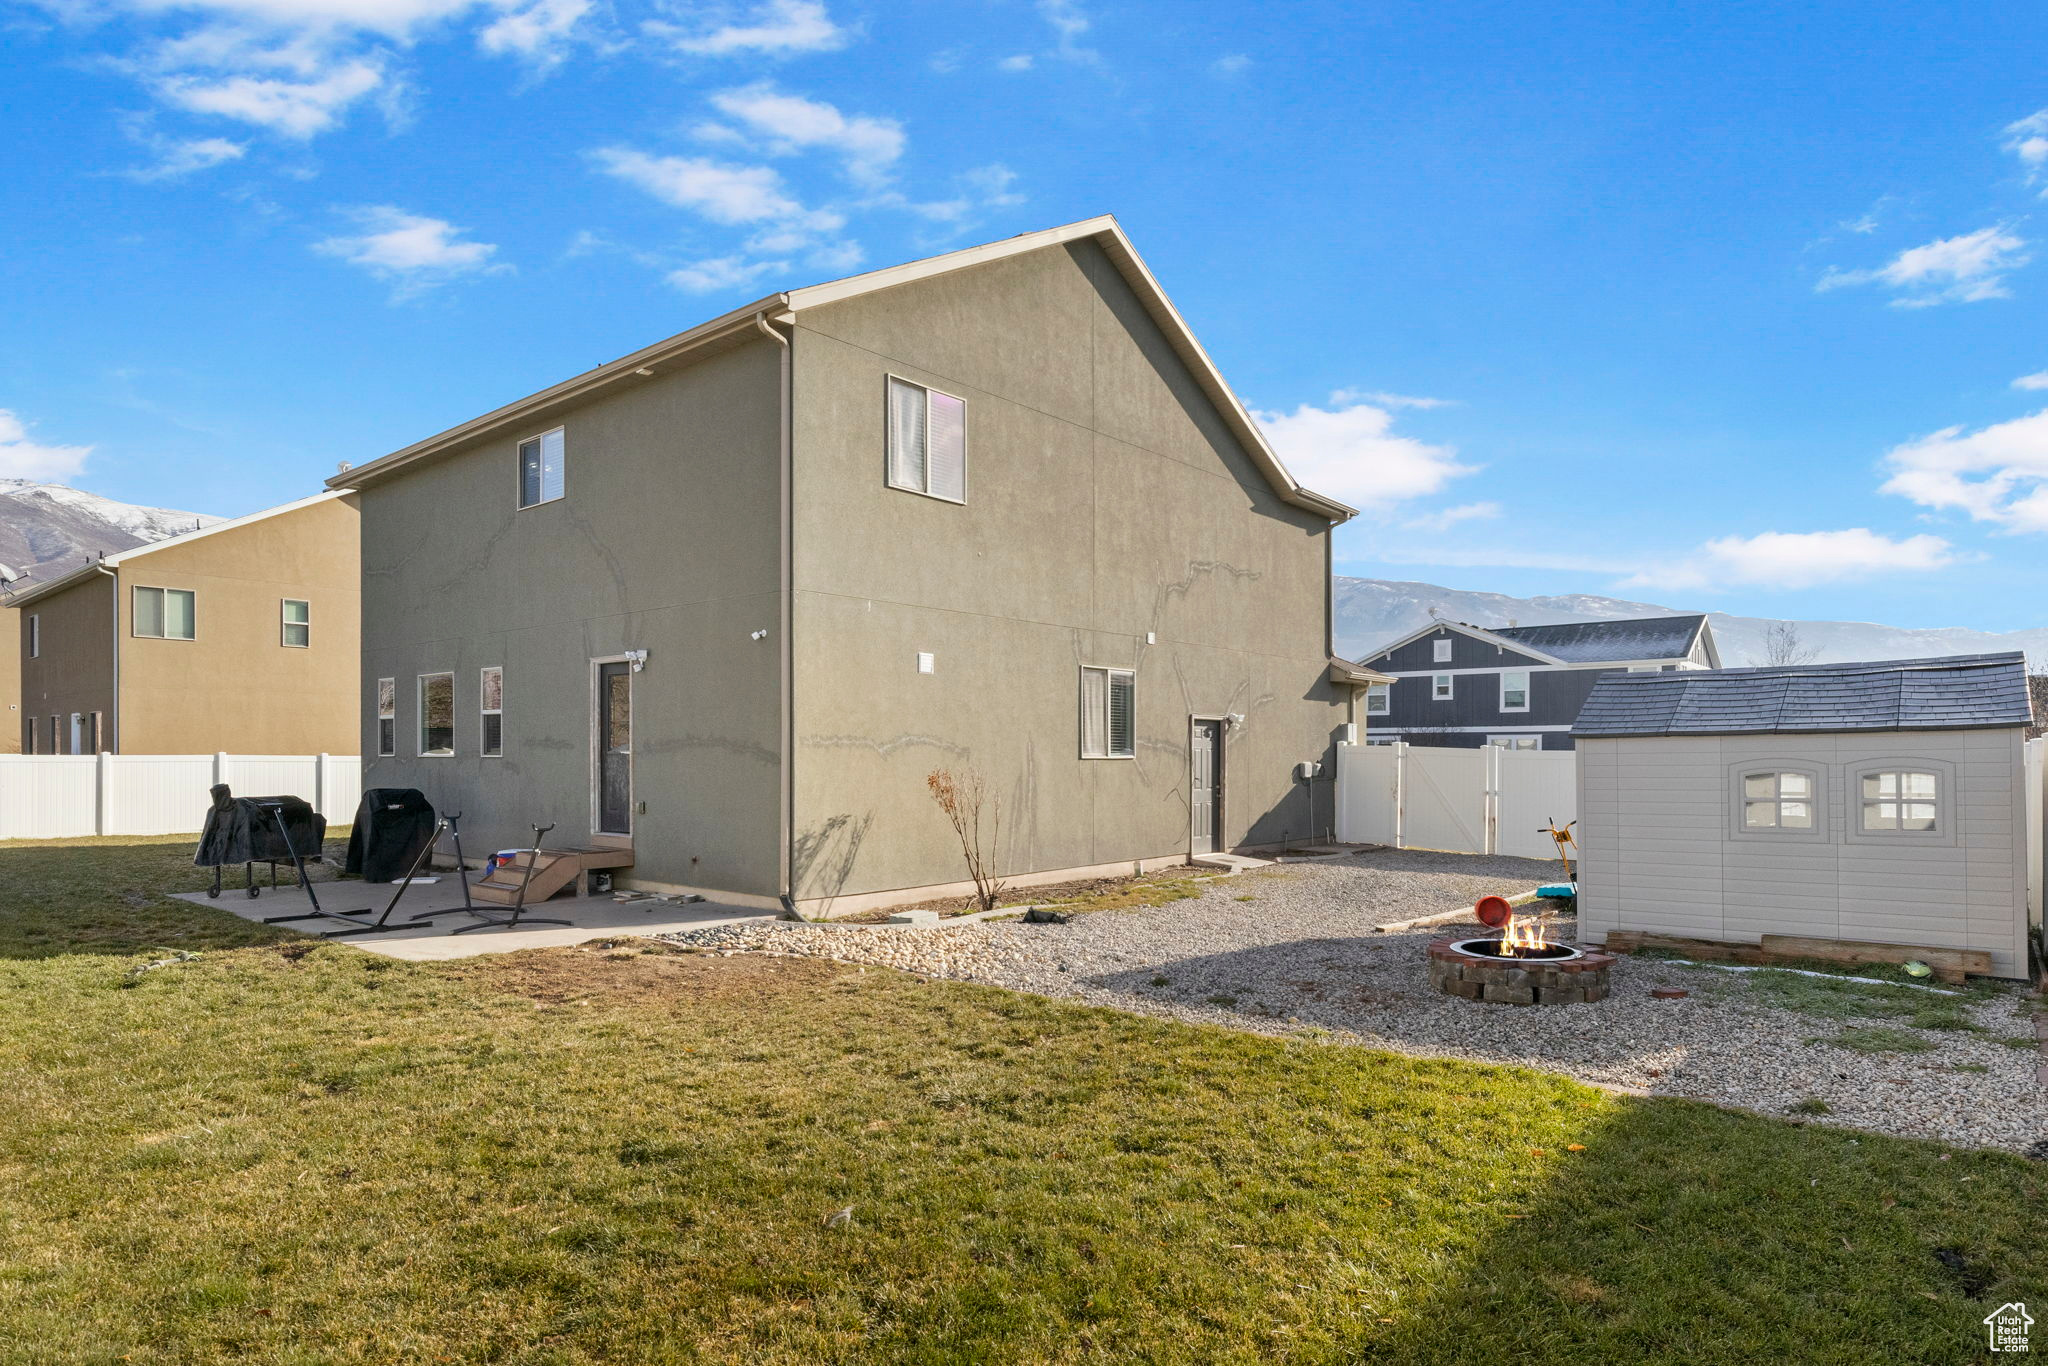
[1573,653,2031,979]
[1354,614,1719,751]
[5,492,359,755]
[334,215,1388,916]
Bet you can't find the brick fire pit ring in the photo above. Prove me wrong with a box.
[1427,936,1615,1006]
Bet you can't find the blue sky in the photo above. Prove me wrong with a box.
[6,0,2048,629]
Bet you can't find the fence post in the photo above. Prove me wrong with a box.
[315,753,329,816]
[214,752,228,789]
[95,751,110,837]
[1393,741,1408,850]
[1484,744,1500,856]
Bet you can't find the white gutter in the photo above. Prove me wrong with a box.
[755,312,797,914]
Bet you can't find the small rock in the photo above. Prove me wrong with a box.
[1650,988,1689,1000]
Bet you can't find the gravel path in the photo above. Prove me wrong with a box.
[661,850,2048,1154]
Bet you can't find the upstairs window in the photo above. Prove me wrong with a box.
[1861,770,1938,832]
[886,376,966,502]
[376,678,396,757]
[1500,670,1530,712]
[518,427,566,508]
[418,673,455,755]
[281,599,310,648]
[1742,771,1814,830]
[1433,638,1453,663]
[26,614,36,659]
[1431,674,1454,701]
[134,586,195,640]
[1080,666,1135,758]
[1365,683,1389,715]
[481,666,504,757]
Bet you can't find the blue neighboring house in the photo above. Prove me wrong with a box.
[1354,614,1721,751]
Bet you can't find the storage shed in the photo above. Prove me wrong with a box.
[1572,653,2035,979]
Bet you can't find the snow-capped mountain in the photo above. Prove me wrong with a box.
[1336,576,2048,668]
[0,480,220,583]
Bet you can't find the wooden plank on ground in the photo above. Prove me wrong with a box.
[1760,934,1990,984]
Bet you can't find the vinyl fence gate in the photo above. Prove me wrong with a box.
[1334,741,1577,860]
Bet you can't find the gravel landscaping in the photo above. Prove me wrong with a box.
[661,849,2048,1154]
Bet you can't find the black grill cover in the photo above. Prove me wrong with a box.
[193,787,326,867]
[344,788,437,883]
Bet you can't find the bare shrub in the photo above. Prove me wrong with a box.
[926,768,1007,912]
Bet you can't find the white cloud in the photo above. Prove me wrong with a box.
[1879,407,2048,532]
[1408,502,1501,532]
[705,84,904,185]
[655,0,847,56]
[1254,393,1475,512]
[0,411,92,482]
[2005,108,2048,187]
[1211,53,1249,76]
[1622,529,1956,592]
[315,206,504,295]
[593,147,819,224]
[1817,226,2030,307]
[997,54,1033,72]
[1037,0,1095,62]
[156,61,386,138]
[478,0,591,65]
[123,132,247,181]
[2013,371,2048,391]
[666,255,785,292]
[1331,388,1454,410]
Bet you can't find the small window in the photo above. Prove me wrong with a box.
[26,614,37,659]
[518,427,566,508]
[281,599,310,648]
[20,718,32,755]
[481,666,503,757]
[133,586,195,640]
[418,673,454,755]
[376,677,396,757]
[886,376,967,502]
[1861,770,1939,832]
[1742,771,1814,830]
[1500,670,1530,712]
[47,716,58,755]
[1432,674,1454,701]
[1365,683,1389,715]
[1433,638,1453,663]
[1080,665,1135,758]
[86,712,99,754]
[1488,735,1540,751]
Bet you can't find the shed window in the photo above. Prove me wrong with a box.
[1431,674,1453,701]
[1080,666,1134,758]
[1433,638,1453,663]
[1365,683,1389,715]
[418,673,453,756]
[376,677,395,757]
[281,599,310,648]
[1500,670,1530,712]
[1489,735,1540,751]
[1742,771,1814,829]
[1861,770,1938,832]
[886,377,966,502]
[518,427,566,508]
[481,666,503,757]
[134,586,195,640]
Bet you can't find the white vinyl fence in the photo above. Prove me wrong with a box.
[1335,742,1576,860]
[0,753,361,840]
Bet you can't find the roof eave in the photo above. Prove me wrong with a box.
[1329,657,1396,686]
[2,560,114,609]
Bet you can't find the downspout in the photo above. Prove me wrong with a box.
[98,563,119,754]
[755,311,797,917]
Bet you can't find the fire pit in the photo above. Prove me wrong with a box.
[1427,903,1614,1005]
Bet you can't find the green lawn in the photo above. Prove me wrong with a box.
[2,835,2044,1364]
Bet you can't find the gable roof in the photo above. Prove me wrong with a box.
[1,490,353,609]
[1492,614,1713,665]
[1356,618,1567,667]
[324,216,1354,522]
[1573,652,2032,738]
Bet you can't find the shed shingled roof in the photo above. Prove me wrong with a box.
[1572,652,2033,738]
[1489,614,1705,663]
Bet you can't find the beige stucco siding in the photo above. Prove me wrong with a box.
[788,238,1346,905]
[0,605,18,753]
[1577,730,2030,978]
[355,340,784,896]
[17,575,115,753]
[113,495,360,755]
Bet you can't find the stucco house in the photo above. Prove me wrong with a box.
[5,491,359,755]
[1573,653,2033,979]
[335,215,1389,916]
[1356,614,1719,751]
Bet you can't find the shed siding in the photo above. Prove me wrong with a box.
[1576,730,2028,977]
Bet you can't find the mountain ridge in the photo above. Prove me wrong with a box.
[0,480,220,585]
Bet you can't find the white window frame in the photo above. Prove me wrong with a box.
[1431,674,1454,701]
[417,672,455,757]
[25,613,36,659]
[1727,763,1826,842]
[885,375,968,504]
[1079,665,1136,759]
[480,665,503,758]
[375,677,396,757]
[132,585,196,640]
[1499,670,1530,713]
[281,598,310,649]
[1847,762,1953,845]
[517,426,566,509]
[1364,682,1390,715]
[1433,638,1453,663]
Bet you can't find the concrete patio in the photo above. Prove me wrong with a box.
[170,877,774,960]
